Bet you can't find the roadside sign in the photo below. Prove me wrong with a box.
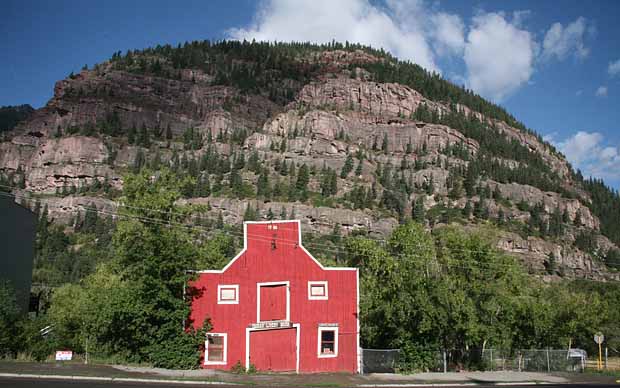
[55,350,73,361]
[593,332,604,370]
[594,333,604,344]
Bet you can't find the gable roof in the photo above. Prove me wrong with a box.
[194,220,357,274]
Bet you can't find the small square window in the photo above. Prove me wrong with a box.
[318,326,338,358]
[205,333,227,365]
[308,281,328,300]
[218,285,239,304]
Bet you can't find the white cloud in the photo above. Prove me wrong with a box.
[228,0,440,72]
[596,86,608,97]
[463,12,536,101]
[541,17,590,61]
[229,2,591,103]
[542,131,558,143]
[557,131,620,181]
[430,12,465,56]
[575,89,583,96]
[609,59,620,77]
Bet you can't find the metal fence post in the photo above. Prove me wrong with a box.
[605,347,608,369]
[546,348,550,372]
[443,350,447,373]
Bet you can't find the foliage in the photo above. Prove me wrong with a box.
[0,281,21,356]
[347,222,613,371]
[45,169,212,368]
[580,176,620,247]
[0,104,34,132]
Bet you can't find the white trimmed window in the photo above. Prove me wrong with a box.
[205,333,227,365]
[218,285,239,304]
[308,281,328,300]
[317,326,338,358]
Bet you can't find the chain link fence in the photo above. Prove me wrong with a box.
[361,348,588,373]
[361,349,400,373]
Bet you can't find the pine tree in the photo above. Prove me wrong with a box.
[425,175,434,195]
[133,149,145,173]
[267,208,275,220]
[257,170,271,199]
[103,174,111,193]
[340,154,354,178]
[412,196,425,223]
[355,160,363,176]
[229,168,244,198]
[474,199,484,219]
[497,208,505,225]
[194,174,211,197]
[165,123,173,140]
[381,132,389,153]
[138,122,150,147]
[243,203,257,221]
[216,211,224,228]
[545,252,557,275]
[128,123,137,144]
[248,151,260,172]
[462,201,473,218]
[295,164,310,200]
[280,206,287,219]
[83,202,98,233]
[406,138,413,154]
[448,177,463,199]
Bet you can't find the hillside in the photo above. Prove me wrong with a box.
[0,104,34,133]
[1,40,620,283]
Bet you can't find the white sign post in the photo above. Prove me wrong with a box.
[594,333,604,370]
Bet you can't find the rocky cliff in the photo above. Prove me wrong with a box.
[1,42,618,281]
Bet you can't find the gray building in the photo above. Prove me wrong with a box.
[0,195,36,312]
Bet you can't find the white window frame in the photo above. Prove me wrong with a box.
[308,281,328,300]
[217,284,239,304]
[204,333,227,365]
[317,326,339,358]
[256,281,290,323]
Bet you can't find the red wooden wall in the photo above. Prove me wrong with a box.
[189,220,359,373]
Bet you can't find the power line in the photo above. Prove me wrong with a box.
[5,188,620,272]
[3,189,620,279]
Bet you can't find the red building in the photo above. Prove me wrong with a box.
[189,220,360,373]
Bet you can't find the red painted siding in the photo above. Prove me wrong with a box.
[250,328,296,371]
[189,220,359,373]
[260,285,286,321]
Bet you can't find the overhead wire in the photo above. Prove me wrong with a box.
[2,187,620,278]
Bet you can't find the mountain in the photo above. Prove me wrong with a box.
[1,40,619,281]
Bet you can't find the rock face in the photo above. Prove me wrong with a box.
[17,67,279,139]
[2,136,120,194]
[491,182,599,230]
[182,197,398,238]
[2,48,617,281]
[295,77,428,119]
[497,231,620,281]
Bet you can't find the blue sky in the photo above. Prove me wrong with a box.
[1,0,619,188]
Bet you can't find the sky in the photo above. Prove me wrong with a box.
[1,0,619,188]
